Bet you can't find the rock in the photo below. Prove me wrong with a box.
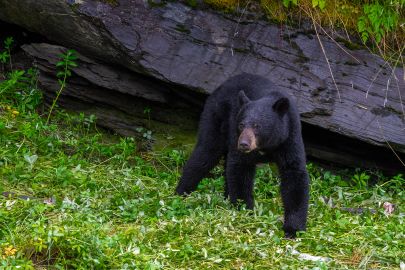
[0,0,404,171]
[19,42,203,137]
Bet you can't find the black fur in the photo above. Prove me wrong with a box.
[175,73,309,238]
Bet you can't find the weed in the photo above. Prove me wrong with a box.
[143,106,152,129]
[352,171,370,189]
[0,68,42,114]
[136,126,153,141]
[46,49,77,124]
[0,37,14,71]
[357,1,401,44]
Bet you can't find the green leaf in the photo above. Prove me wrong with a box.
[375,32,382,43]
[4,37,14,49]
[0,51,9,63]
[312,0,319,8]
[68,62,78,68]
[282,0,291,8]
[361,31,369,43]
[68,55,78,61]
[319,0,326,10]
[358,18,366,32]
[12,70,25,78]
[363,4,370,14]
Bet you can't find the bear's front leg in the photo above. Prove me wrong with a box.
[225,155,256,209]
[279,168,309,238]
[176,145,223,195]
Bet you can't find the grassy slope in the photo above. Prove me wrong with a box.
[0,77,404,269]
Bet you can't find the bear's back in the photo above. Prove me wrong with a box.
[215,73,277,100]
[208,73,284,111]
[205,73,300,128]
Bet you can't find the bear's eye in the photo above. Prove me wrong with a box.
[238,123,244,131]
[253,123,260,129]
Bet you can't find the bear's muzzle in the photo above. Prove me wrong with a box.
[237,128,257,153]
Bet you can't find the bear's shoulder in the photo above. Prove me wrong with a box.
[213,73,280,100]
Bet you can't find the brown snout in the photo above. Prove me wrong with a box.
[237,128,257,153]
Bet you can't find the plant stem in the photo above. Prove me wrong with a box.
[7,47,12,70]
[46,61,68,124]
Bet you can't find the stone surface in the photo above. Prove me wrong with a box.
[20,43,203,137]
[0,0,404,170]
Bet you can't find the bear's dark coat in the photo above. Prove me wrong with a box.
[175,73,309,237]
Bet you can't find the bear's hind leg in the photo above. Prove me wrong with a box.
[279,168,309,238]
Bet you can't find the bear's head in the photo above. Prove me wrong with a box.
[236,90,290,153]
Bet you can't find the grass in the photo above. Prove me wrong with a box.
[0,68,404,269]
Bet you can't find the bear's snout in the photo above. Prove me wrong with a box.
[237,128,257,153]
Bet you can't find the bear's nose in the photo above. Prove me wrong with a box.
[238,141,250,152]
[237,128,257,153]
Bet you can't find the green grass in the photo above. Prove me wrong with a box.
[0,69,404,269]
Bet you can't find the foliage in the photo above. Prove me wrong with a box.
[203,0,404,58]
[204,0,241,12]
[282,0,298,8]
[0,68,42,114]
[357,1,401,44]
[311,0,326,10]
[0,37,14,70]
[136,127,153,140]
[46,49,78,124]
[1,64,404,269]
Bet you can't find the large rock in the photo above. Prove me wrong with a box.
[0,0,404,171]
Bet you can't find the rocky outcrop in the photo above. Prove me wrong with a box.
[0,0,404,171]
[20,42,203,138]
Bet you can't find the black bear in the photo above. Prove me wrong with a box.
[175,73,309,238]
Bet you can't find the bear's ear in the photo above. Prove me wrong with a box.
[273,97,289,115]
[238,90,250,106]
